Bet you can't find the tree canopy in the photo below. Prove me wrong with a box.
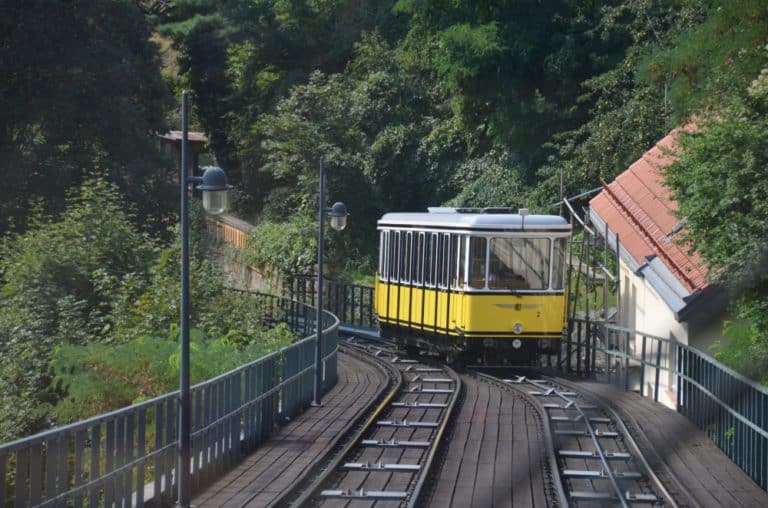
[0,0,174,233]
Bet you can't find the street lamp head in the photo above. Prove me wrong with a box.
[327,202,349,231]
[197,166,233,215]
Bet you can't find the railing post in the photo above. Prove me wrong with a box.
[624,331,630,392]
[640,335,647,397]
[654,340,663,402]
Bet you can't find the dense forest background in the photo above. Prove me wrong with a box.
[1,0,767,440]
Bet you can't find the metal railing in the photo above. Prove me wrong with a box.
[1,293,339,507]
[286,275,377,331]
[564,320,768,490]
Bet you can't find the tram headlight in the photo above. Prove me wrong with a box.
[512,323,523,335]
[512,338,522,349]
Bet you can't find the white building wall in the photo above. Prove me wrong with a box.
[617,258,687,409]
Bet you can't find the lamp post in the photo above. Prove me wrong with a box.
[178,91,233,507]
[314,158,348,405]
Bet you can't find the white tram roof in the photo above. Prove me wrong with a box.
[378,207,571,232]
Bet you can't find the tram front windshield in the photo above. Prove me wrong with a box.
[488,238,550,290]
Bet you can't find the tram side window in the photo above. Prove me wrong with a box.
[398,231,408,282]
[443,234,455,289]
[455,236,466,289]
[551,237,568,290]
[468,237,487,289]
[388,231,399,282]
[489,237,551,290]
[379,231,387,280]
[425,234,436,287]
[434,234,445,288]
[415,233,425,284]
[402,232,413,283]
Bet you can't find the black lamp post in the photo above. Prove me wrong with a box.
[313,158,348,405]
[178,90,232,507]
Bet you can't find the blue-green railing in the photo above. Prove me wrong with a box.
[564,320,768,491]
[0,293,339,507]
[286,275,377,331]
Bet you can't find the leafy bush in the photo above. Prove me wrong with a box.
[0,175,156,440]
[242,215,318,276]
[51,323,295,422]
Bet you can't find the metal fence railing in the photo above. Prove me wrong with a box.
[0,293,339,508]
[564,320,768,491]
[286,275,377,331]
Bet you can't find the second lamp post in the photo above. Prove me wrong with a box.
[314,158,348,405]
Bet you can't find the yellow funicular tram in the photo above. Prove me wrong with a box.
[374,207,572,363]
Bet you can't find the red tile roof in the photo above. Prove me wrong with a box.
[590,127,709,293]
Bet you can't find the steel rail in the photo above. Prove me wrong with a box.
[407,363,462,508]
[546,375,684,508]
[287,340,403,507]
[527,377,629,508]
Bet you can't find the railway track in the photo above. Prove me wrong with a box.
[291,336,461,507]
[476,369,677,507]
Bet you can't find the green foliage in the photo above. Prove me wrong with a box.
[0,175,156,440]
[242,215,318,277]
[0,176,297,440]
[666,54,768,383]
[712,317,768,386]
[640,0,768,123]
[51,322,295,422]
